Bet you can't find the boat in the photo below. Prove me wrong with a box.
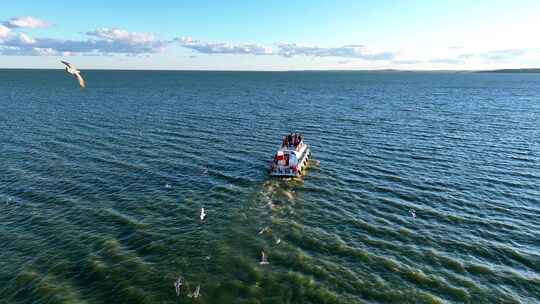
[269,133,311,177]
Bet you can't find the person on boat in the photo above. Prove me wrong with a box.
[287,134,293,147]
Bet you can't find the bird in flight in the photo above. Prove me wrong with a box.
[188,285,201,299]
[200,207,207,221]
[174,276,183,296]
[259,251,269,265]
[258,226,269,235]
[61,60,85,88]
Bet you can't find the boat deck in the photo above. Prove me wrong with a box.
[269,144,311,177]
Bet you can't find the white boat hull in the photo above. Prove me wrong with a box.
[269,145,311,177]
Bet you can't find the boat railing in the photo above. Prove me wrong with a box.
[274,167,293,175]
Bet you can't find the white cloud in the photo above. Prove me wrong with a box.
[428,58,464,64]
[176,38,394,60]
[178,37,273,55]
[0,25,10,38]
[458,49,528,61]
[2,20,536,69]
[277,43,395,60]
[392,59,423,65]
[0,46,56,56]
[0,27,171,56]
[390,48,540,67]
[0,32,36,47]
[3,16,50,29]
[87,28,157,44]
[0,19,400,61]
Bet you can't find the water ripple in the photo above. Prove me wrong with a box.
[1,71,540,303]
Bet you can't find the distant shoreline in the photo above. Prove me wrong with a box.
[475,68,540,73]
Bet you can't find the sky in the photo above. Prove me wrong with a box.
[1,0,540,70]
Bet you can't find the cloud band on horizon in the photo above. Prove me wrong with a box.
[0,16,538,67]
[0,16,395,61]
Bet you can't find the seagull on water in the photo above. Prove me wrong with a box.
[174,276,183,296]
[276,238,281,245]
[188,285,201,298]
[61,60,85,88]
[200,207,206,221]
[259,251,269,265]
[410,209,416,219]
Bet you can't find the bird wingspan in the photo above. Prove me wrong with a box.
[75,72,86,88]
[61,60,73,68]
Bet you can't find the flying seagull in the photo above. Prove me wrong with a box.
[174,276,183,296]
[188,285,200,298]
[61,60,85,88]
[259,251,269,265]
[258,226,269,235]
[200,207,206,221]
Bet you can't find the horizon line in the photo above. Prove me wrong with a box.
[1,67,537,73]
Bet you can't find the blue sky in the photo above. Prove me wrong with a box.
[1,1,540,70]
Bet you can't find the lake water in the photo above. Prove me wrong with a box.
[1,70,539,303]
